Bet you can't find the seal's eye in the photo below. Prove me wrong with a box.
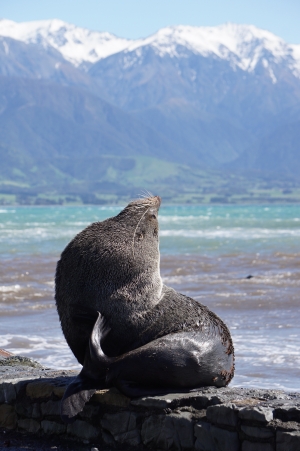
[150,214,157,220]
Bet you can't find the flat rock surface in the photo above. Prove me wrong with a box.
[0,356,77,385]
[130,386,300,410]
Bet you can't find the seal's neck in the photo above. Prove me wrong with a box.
[110,267,163,311]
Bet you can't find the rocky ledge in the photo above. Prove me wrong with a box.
[0,355,300,451]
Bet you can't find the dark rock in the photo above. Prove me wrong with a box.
[132,389,224,411]
[67,420,99,441]
[210,425,239,451]
[92,388,130,407]
[18,418,40,433]
[79,404,100,419]
[239,406,274,422]
[274,405,300,422]
[15,399,41,418]
[195,422,239,451]
[131,394,173,409]
[141,412,194,451]
[101,411,141,446]
[26,380,56,399]
[41,420,66,435]
[206,403,238,427]
[242,441,274,451]
[0,404,17,429]
[0,383,17,403]
[276,430,300,451]
[40,400,61,417]
[195,421,216,451]
[241,425,274,439]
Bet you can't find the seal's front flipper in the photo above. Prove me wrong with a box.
[61,370,98,424]
[61,313,114,424]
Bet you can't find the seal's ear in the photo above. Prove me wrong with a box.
[60,370,96,423]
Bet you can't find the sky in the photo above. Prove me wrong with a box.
[1,0,300,44]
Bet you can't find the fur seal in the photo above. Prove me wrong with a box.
[55,196,234,422]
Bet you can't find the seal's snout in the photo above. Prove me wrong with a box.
[140,195,160,205]
[144,195,161,214]
[128,195,161,211]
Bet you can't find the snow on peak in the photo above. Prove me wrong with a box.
[126,23,300,73]
[0,18,133,66]
[0,19,299,75]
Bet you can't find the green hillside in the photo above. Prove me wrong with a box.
[1,148,300,206]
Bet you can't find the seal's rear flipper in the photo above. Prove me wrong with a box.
[89,311,111,364]
[61,371,97,424]
[89,311,123,358]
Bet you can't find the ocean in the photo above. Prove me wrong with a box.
[1,204,299,391]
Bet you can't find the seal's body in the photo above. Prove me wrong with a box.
[55,196,234,422]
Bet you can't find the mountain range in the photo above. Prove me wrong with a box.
[0,19,300,202]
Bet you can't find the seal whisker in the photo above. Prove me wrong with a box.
[137,189,154,199]
[145,189,153,198]
[137,191,148,200]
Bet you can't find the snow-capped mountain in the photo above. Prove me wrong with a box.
[0,19,133,66]
[0,18,300,182]
[0,19,299,76]
[127,23,300,77]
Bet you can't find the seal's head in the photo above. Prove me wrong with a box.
[117,195,161,258]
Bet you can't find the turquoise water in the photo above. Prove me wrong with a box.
[1,204,300,257]
[1,204,300,391]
